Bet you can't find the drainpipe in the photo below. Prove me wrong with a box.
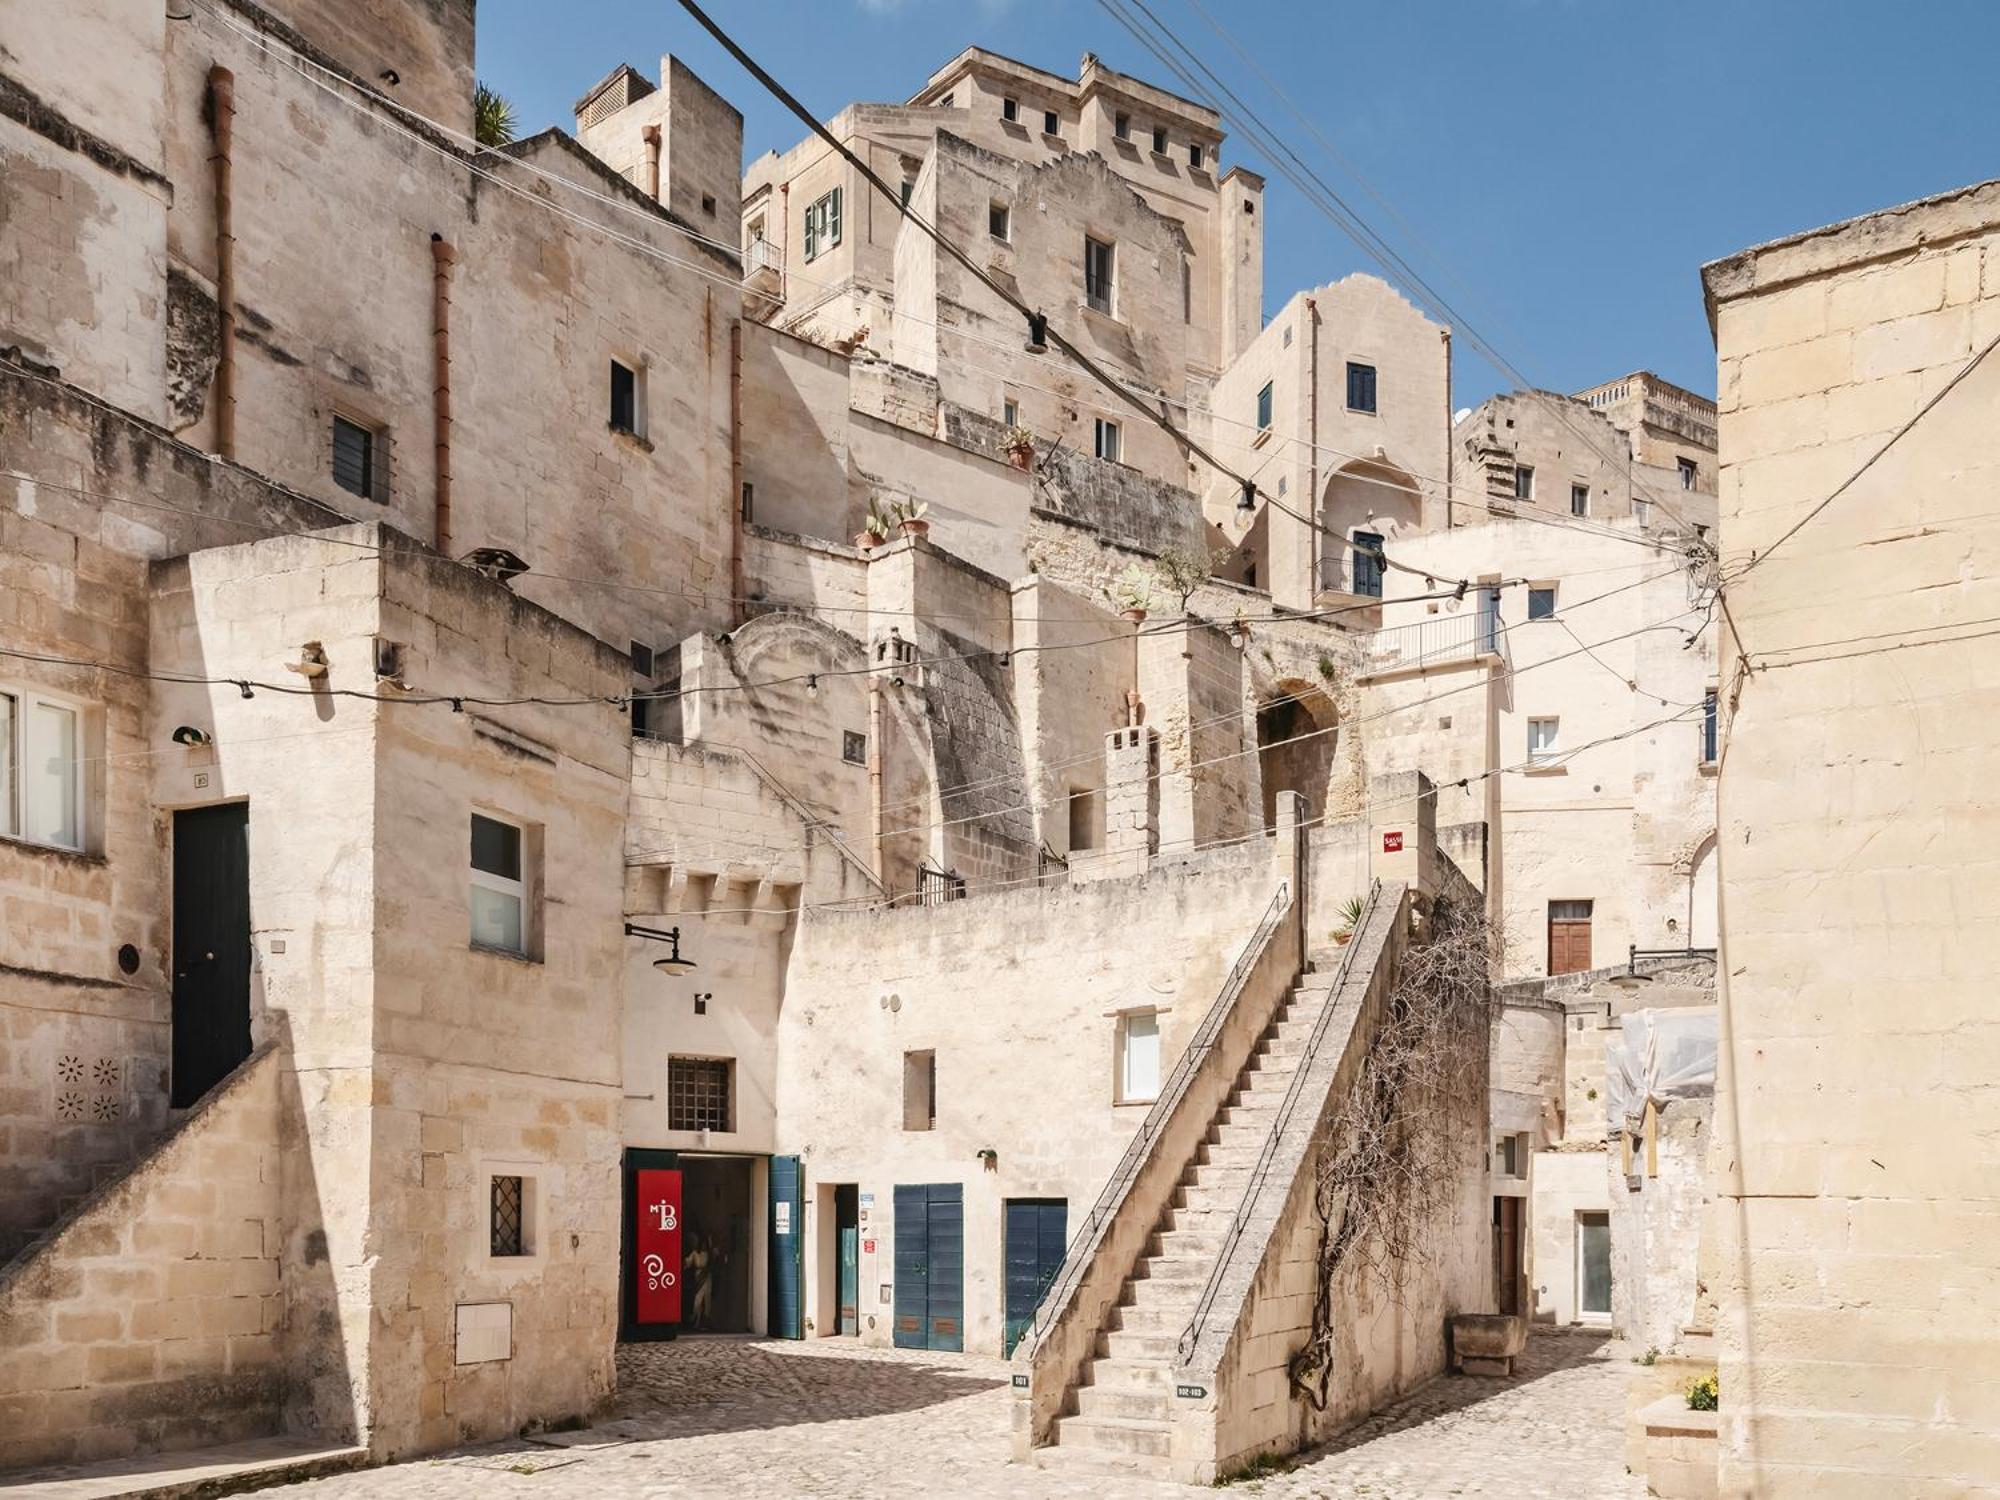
[1305,295,1319,595]
[430,233,456,557]
[1442,329,1455,527]
[779,181,790,304]
[729,318,745,627]
[208,65,236,459]
[868,676,887,891]
[641,124,662,202]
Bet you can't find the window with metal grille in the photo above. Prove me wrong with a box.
[668,1056,732,1132]
[490,1175,525,1256]
[331,415,380,502]
[1084,236,1114,314]
[1346,361,1377,413]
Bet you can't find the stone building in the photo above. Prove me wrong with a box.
[1,1,1728,1488]
[1702,177,2000,1496]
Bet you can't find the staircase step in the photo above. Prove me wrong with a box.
[1074,1384,1173,1422]
[1114,1294,1196,1331]
[1056,1414,1172,1458]
[1155,1228,1225,1258]
[1087,1357,1175,1392]
[1132,1254,1208,1286]
[1100,1328,1180,1361]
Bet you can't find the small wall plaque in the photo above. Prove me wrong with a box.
[1176,1383,1208,1400]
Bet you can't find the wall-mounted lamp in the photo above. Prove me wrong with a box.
[976,1147,998,1171]
[170,725,212,747]
[1237,478,1257,515]
[1023,310,1048,354]
[625,921,697,976]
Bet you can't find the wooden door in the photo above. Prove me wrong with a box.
[1547,899,1594,976]
[170,803,251,1107]
[893,1183,963,1352]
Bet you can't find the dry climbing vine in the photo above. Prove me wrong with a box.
[1289,889,1494,1408]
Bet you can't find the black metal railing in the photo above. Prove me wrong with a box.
[1176,881,1385,1364]
[1026,881,1291,1345]
[916,861,966,906]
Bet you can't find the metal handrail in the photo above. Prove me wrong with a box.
[1027,881,1291,1344]
[1176,880,1386,1364]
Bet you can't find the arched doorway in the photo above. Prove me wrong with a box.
[1319,458,1421,596]
[1257,680,1337,829]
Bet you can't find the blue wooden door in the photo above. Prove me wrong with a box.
[1003,1199,1068,1355]
[769,1155,804,1340]
[893,1183,963,1351]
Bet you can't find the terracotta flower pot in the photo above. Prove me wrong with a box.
[1008,444,1034,471]
[900,519,931,539]
[855,531,880,551]
[1120,607,1148,624]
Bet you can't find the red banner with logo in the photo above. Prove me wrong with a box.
[634,1168,683,1327]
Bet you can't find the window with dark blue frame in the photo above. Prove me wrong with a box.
[1256,381,1273,432]
[1351,530,1385,597]
[1346,361,1377,413]
[1702,689,1718,764]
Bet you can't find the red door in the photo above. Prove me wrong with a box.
[634,1167,683,1329]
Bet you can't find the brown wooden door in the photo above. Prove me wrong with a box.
[1493,1196,1523,1315]
[1547,900,1593,975]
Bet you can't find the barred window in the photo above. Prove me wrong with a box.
[332,415,386,502]
[490,1175,525,1257]
[669,1056,733,1133]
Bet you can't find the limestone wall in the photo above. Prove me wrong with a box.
[1612,1104,1709,1353]
[0,1045,286,1472]
[1529,1146,1610,1326]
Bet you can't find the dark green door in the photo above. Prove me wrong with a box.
[893,1183,963,1351]
[769,1155,804,1340]
[835,1185,859,1336]
[1003,1199,1068,1356]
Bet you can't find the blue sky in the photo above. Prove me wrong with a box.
[476,1,2000,408]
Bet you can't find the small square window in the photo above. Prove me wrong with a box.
[1528,587,1557,621]
[1256,381,1273,432]
[1002,96,1019,123]
[1043,109,1059,136]
[989,200,1010,241]
[668,1056,733,1132]
[331,415,383,502]
[1188,141,1204,169]
[1151,125,1168,154]
[489,1175,526,1256]
[470,811,527,955]
[903,1049,936,1131]
[842,729,866,765]
[1093,417,1121,464]
[1345,361,1377,414]
[1570,483,1590,517]
[1119,1011,1161,1104]
[1114,112,1130,140]
[610,360,639,434]
[1527,717,1560,765]
[1515,464,1535,501]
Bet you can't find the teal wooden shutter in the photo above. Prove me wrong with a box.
[769,1156,804,1339]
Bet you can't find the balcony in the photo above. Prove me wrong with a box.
[745,236,783,293]
[1361,609,1506,678]
[1317,545,1384,599]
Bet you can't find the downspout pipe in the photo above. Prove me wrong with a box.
[208,65,236,459]
[430,233,456,557]
[868,675,887,892]
[641,124,662,201]
[1306,295,1319,594]
[729,319,745,627]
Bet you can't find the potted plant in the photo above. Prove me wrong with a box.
[1331,895,1365,946]
[896,498,931,540]
[1109,563,1154,624]
[1003,424,1036,471]
[856,499,894,551]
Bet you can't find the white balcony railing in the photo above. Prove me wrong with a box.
[745,236,783,281]
[1363,608,1505,676]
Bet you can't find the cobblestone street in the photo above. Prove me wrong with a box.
[270,1328,1643,1499]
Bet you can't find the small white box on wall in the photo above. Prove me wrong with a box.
[455,1301,512,1364]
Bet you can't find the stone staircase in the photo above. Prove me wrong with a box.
[1050,976,1335,1463]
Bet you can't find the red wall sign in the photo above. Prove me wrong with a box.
[634,1168,683,1327]
[1382,830,1404,853]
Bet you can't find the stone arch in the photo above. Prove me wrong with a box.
[1319,457,1422,595]
[1256,677,1338,830]
[1688,834,1718,951]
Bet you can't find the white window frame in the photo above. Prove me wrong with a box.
[469,809,529,956]
[1514,463,1535,501]
[0,683,87,852]
[1117,1010,1161,1105]
[1570,482,1590,517]
[1678,456,1698,491]
[1577,1210,1612,1323]
[803,187,842,262]
[1527,585,1558,621]
[1526,716,1561,766]
[1084,235,1115,315]
[1002,396,1019,429]
[989,199,1010,242]
[1093,417,1121,464]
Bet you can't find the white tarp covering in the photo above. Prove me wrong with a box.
[1604,1007,1717,1136]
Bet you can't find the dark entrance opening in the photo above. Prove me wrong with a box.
[681,1155,755,1333]
[1256,684,1337,831]
[171,802,252,1108]
[1493,1196,1524,1316]
[835,1184,860,1336]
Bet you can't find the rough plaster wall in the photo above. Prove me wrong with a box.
[1705,191,2000,1497]
[1011,577,1129,859]
[0,1047,285,1472]
[741,527,870,621]
[1529,1146,1610,1326]
[775,837,1280,1354]
[1455,391,1638,522]
[255,0,475,136]
[663,57,740,239]
[1611,1104,1709,1352]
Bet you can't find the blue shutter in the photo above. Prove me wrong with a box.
[892,1184,928,1348]
[1352,530,1385,598]
[768,1155,804,1339]
[925,1185,963,1352]
[1003,1199,1069,1355]
[828,187,841,247]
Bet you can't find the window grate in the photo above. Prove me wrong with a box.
[669,1056,732,1132]
[332,415,379,502]
[490,1175,525,1256]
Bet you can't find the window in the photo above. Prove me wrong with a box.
[1114,111,1130,140]
[902,1049,936,1131]
[898,178,912,207]
[1527,717,1560,765]
[1151,125,1168,154]
[630,640,655,679]
[490,1175,527,1257]
[1093,417,1121,463]
[1345,361,1377,413]
[1634,496,1653,528]
[1578,1211,1612,1319]
[1002,96,1019,123]
[1243,198,1255,216]
[470,811,527,954]
[1497,1132,1527,1177]
[669,1056,733,1132]
[1702,689,1719,765]
[1043,109,1059,136]
[1188,141,1204,169]
[741,481,755,522]
[610,360,639,434]
[1678,456,1699,491]
[1067,786,1099,853]
[1570,483,1590,517]
[842,729,866,766]
[1002,397,1018,428]
[700,192,716,216]
[1084,236,1114,313]
[989,200,1010,241]
[0,688,83,849]
[937,93,953,109]
[1527,586,1557,621]
[1118,1011,1161,1103]
[1514,463,1535,501]
[331,414,382,502]
[1256,381,1273,433]
[1352,529,1385,598]
[804,187,841,260]
[1549,900,1593,976]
